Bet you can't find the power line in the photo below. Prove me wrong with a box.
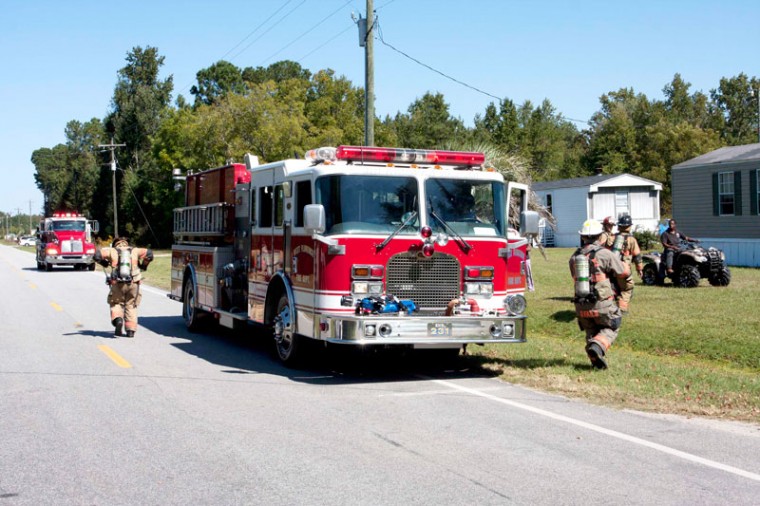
[375,21,590,126]
[177,0,300,95]
[263,0,353,64]
[228,0,309,63]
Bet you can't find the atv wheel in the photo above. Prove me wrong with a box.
[708,267,731,287]
[676,264,700,288]
[641,264,659,286]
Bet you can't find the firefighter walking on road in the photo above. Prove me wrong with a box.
[570,219,633,369]
[94,237,153,338]
[610,214,643,313]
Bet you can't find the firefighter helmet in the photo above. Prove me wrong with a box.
[579,219,603,236]
[112,236,129,248]
[617,214,633,227]
[602,216,614,226]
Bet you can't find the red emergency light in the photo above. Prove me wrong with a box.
[335,146,485,167]
[52,211,82,218]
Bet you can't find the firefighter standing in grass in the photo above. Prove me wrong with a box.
[94,237,153,337]
[570,219,633,369]
[610,214,643,314]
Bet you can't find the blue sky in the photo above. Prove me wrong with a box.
[2,0,759,219]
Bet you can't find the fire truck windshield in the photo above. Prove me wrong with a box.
[315,175,419,235]
[51,220,86,232]
[425,179,505,237]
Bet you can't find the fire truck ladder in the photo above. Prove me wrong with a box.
[173,203,232,244]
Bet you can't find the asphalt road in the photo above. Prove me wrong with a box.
[2,244,760,505]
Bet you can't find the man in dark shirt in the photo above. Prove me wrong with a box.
[660,219,697,274]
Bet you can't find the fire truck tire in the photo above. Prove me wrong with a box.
[273,294,304,366]
[45,262,52,271]
[183,279,205,331]
[88,263,96,271]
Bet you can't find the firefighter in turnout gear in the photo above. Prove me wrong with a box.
[93,237,154,337]
[599,216,616,248]
[570,219,633,369]
[611,214,642,314]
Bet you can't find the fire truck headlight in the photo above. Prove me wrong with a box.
[85,247,95,255]
[46,247,58,256]
[465,282,493,296]
[352,281,383,294]
[504,294,527,316]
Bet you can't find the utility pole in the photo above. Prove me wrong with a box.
[98,138,126,237]
[363,0,375,146]
[28,200,33,234]
[15,208,22,236]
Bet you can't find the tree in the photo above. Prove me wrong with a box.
[190,60,246,106]
[108,46,174,170]
[390,92,465,148]
[710,73,760,145]
[242,60,312,85]
[105,46,174,243]
[304,69,364,147]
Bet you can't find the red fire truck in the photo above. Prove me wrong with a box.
[169,146,538,364]
[36,211,99,271]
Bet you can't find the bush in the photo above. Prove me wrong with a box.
[634,229,659,250]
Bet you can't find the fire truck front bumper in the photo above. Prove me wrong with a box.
[321,314,526,345]
[44,254,94,266]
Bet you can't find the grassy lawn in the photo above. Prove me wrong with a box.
[469,247,760,423]
[8,241,759,422]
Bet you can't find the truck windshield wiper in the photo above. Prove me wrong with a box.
[375,211,418,251]
[428,199,472,253]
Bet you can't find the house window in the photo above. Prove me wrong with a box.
[615,190,629,219]
[545,194,553,215]
[718,171,735,216]
[752,169,759,215]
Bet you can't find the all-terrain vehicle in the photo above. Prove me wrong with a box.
[641,240,731,288]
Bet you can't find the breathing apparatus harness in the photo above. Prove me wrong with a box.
[572,244,611,304]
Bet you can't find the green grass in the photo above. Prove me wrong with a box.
[468,247,760,423]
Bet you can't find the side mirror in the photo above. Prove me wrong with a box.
[304,204,326,235]
[90,220,100,234]
[520,210,540,237]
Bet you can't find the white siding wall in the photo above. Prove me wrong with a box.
[590,192,615,219]
[699,238,760,267]
[630,189,657,218]
[535,187,589,247]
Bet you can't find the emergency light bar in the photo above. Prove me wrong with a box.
[335,146,485,167]
[52,212,82,218]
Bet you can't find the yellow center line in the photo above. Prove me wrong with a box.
[50,302,63,311]
[97,345,132,368]
[28,282,37,289]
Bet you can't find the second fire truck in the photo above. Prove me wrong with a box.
[169,145,538,364]
[36,211,99,271]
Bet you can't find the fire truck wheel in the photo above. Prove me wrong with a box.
[45,262,52,272]
[273,294,303,365]
[88,263,96,271]
[183,279,204,331]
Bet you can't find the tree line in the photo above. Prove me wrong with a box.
[31,46,760,247]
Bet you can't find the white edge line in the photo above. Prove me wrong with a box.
[430,378,760,483]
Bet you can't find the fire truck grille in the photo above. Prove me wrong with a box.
[386,253,460,313]
[61,240,83,253]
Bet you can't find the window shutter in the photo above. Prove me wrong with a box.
[712,172,720,216]
[734,171,742,216]
[751,169,758,215]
